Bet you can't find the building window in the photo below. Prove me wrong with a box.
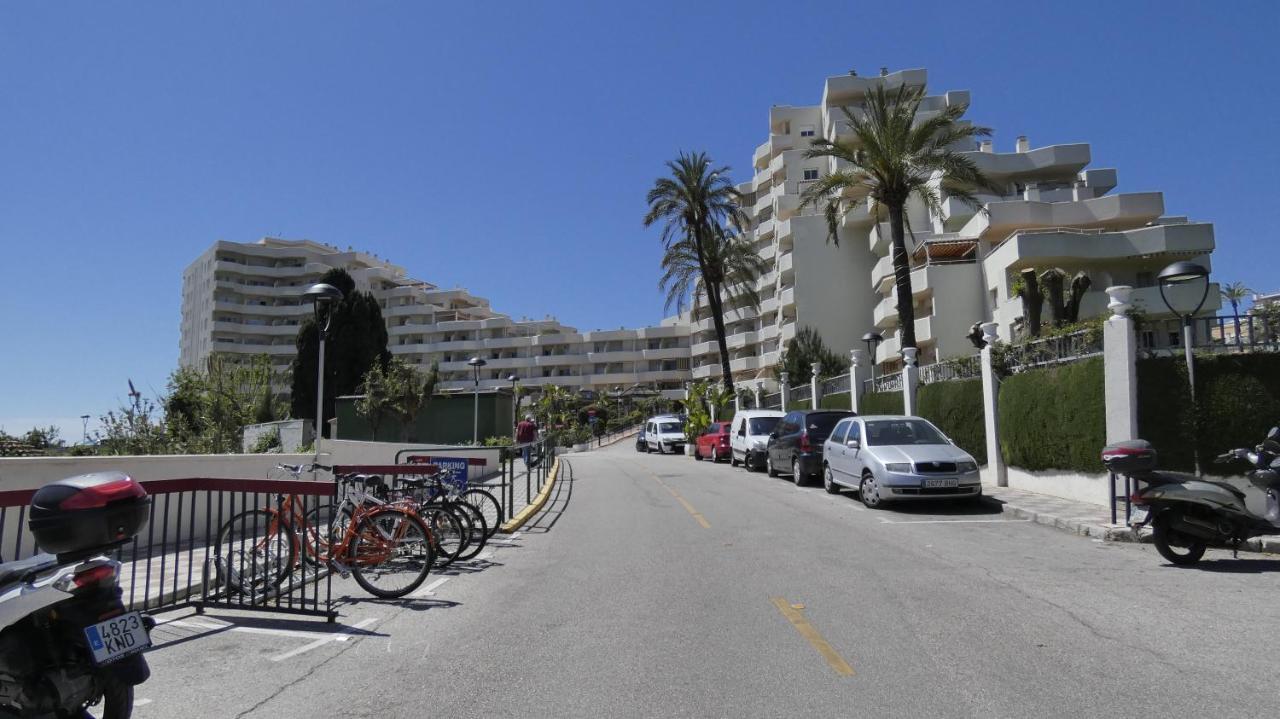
[802,168,820,181]
[799,125,816,137]
[1140,331,1156,349]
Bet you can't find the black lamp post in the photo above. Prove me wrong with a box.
[303,283,343,442]
[507,374,519,440]
[1157,260,1210,474]
[862,331,883,384]
[468,356,488,444]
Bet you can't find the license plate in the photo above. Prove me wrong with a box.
[1129,507,1150,525]
[83,612,151,665]
[923,478,959,488]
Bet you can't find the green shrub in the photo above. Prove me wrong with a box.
[860,391,904,415]
[249,429,282,454]
[819,394,851,410]
[998,357,1105,472]
[1138,354,1280,473]
[917,379,986,465]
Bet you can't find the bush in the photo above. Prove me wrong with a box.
[860,391,904,416]
[1138,354,1280,473]
[819,394,851,410]
[998,357,1105,472]
[249,429,282,454]
[917,379,986,465]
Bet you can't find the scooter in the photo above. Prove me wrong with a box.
[1103,428,1280,566]
[0,472,154,718]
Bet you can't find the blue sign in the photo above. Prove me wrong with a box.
[430,457,470,491]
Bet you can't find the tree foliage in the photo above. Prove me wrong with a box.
[774,326,845,385]
[165,353,279,454]
[290,268,391,435]
[801,83,998,349]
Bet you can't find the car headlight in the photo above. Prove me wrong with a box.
[884,463,912,473]
[957,460,978,473]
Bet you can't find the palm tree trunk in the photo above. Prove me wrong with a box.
[706,281,735,394]
[1232,300,1242,349]
[888,204,916,349]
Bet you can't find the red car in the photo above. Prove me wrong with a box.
[694,421,733,462]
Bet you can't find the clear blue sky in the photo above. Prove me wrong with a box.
[2,0,1276,439]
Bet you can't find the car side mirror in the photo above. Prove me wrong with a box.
[846,439,860,449]
[768,432,778,439]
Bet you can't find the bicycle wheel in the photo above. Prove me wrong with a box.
[214,509,296,596]
[299,503,353,568]
[451,501,488,561]
[419,505,464,568]
[349,509,434,598]
[460,489,502,539]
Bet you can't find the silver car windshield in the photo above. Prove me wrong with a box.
[659,422,682,433]
[864,419,948,446]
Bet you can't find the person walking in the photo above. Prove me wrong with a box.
[516,414,539,468]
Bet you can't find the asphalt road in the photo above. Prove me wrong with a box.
[133,442,1280,718]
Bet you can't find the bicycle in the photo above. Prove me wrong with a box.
[391,466,490,561]
[213,464,436,599]
[405,456,503,540]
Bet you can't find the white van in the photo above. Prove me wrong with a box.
[644,415,686,454]
[729,410,785,470]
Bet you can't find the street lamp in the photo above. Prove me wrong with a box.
[507,374,519,440]
[79,415,90,444]
[1157,260,1210,473]
[468,356,488,444]
[303,283,343,443]
[862,331,883,384]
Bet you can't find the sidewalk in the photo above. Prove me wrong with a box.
[983,485,1279,554]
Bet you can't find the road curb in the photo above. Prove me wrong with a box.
[984,496,1280,554]
[500,456,560,533]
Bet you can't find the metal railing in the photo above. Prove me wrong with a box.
[820,373,851,396]
[918,355,982,385]
[790,383,812,404]
[761,391,782,410]
[1145,315,1280,354]
[864,369,904,394]
[1002,329,1102,373]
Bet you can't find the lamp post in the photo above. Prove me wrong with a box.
[508,374,519,441]
[468,357,488,445]
[303,283,343,443]
[861,331,883,385]
[1157,261,1210,473]
[79,415,90,444]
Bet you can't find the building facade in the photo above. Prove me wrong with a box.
[689,67,1219,384]
[180,238,691,397]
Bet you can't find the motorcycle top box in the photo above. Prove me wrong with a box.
[28,472,150,560]
[1101,440,1157,474]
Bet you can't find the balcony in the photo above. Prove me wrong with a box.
[533,354,587,367]
[212,301,307,317]
[868,222,891,255]
[839,202,875,229]
[777,251,794,277]
[966,143,1091,179]
[691,340,718,357]
[212,321,297,336]
[984,222,1215,282]
[779,287,795,309]
[960,192,1166,240]
[876,317,935,363]
[210,340,296,356]
[727,331,759,350]
[730,356,762,373]
[587,350,644,363]
[641,347,690,361]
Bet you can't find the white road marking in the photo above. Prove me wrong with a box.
[133,699,153,707]
[163,619,360,641]
[474,549,495,562]
[876,518,1035,525]
[270,618,377,662]
[410,576,450,598]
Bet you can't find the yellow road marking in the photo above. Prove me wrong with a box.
[651,474,711,528]
[770,597,855,676]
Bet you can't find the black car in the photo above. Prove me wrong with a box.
[766,409,854,486]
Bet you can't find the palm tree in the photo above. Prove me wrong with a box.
[801,83,999,350]
[1220,281,1252,348]
[645,152,764,393]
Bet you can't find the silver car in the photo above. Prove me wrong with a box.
[820,415,981,508]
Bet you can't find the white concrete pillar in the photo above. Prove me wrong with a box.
[753,382,763,409]
[979,322,1007,487]
[901,348,919,416]
[850,349,867,414]
[810,362,821,410]
[779,371,790,410]
[1103,286,1139,443]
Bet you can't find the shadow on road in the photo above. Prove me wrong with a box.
[827,490,1003,517]
[522,459,575,534]
[1170,558,1280,574]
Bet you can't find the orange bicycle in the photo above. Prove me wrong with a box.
[213,465,436,599]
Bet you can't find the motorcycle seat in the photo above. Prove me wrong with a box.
[0,553,59,588]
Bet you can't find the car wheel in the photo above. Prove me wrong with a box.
[694,444,702,460]
[823,465,839,494]
[766,454,779,477]
[730,451,739,467]
[860,473,882,509]
[711,447,719,463]
[792,458,806,487]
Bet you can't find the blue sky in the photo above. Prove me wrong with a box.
[1,0,1276,439]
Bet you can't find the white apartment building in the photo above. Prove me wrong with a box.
[691,68,1218,382]
[180,238,691,397]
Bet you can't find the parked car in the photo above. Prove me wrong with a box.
[766,409,854,486]
[821,415,981,507]
[644,415,686,454]
[729,410,784,471]
[694,421,732,462]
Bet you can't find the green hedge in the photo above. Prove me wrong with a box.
[917,379,986,465]
[998,357,1105,472]
[860,390,904,416]
[1138,354,1280,474]
[819,393,851,410]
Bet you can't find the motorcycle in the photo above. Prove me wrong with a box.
[1103,428,1280,566]
[0,472,154,718]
